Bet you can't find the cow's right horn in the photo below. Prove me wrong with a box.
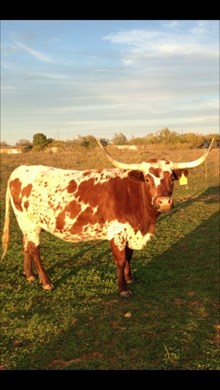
[172,138,214,169]
[95,138,141,171]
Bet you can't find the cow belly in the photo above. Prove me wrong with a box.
[54,220,153,250]
[52,222,108,242]
[38,216,153,250]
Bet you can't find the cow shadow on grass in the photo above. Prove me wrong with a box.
[8,186,219,370]
[43,239,112,289]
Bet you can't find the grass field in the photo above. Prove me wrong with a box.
[0,145,219,370]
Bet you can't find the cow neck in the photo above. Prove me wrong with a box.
[139,180,160,234]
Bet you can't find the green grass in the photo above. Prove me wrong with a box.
[0,148,219,370]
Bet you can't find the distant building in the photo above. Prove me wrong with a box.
[0,146,22,154]
[46,146,58,153]
[114,145,138,151]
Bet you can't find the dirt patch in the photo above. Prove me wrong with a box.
[187,291,197,298]
[110,320,126,330]
[173,298,184,306]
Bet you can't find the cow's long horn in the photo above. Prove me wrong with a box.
[95,138,140,170]
[172,138,214,169]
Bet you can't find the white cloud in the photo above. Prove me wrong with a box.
[14,41,55,63]
[24,70,69,81]
[103,22,219,66]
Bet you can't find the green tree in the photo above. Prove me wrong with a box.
[180,133,203,147]
[75,135,98,149]
[158,128,179,144]
[32,133,49,151]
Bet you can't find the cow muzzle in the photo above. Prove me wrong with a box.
[153,196,173,213]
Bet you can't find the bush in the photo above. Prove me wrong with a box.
[32,133,53,151]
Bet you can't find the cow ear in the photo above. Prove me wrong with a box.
[173,169,189,180]
[128,170,144,182]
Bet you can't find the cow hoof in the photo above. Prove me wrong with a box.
[42,283,54,291]
[120,290,132,298]
[26,275,36,283]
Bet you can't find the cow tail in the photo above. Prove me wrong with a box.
[1,185,10,261]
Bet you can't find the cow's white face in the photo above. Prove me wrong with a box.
[128,159,177,214]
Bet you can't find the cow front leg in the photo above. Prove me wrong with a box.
[124,246,133,284]
[110,239,132,298]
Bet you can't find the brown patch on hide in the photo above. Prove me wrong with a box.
[56,210,66,231]
[70,206,99,235]
[67,179,77,193]
[21,184,32,197]
[149,167,162,178]
[9,178,22,211]
[56,201,81,231]
[9,179,32,212]
[24,201,29,210]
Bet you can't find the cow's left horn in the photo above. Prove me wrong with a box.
[95,138,140,170]
[172,138,214,170]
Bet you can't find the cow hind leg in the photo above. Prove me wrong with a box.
[26,241,53,290]
[23,246,35,283]
[110,239,132,298]
[21,229,53,290]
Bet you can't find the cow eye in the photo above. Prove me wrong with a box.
[145,177,150,183]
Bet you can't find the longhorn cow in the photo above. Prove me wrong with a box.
[1,138,214,297]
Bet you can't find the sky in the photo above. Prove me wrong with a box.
[1,20,219,145]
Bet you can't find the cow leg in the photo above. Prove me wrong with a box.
[23,235,35,282]
[24,252,35,282]
[22,232,53,290]
[124,246,133,284]
[110,239,132,298]
[31,244,53,290]
[27,241,53,290]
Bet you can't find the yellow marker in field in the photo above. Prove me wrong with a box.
[179,173,188,186]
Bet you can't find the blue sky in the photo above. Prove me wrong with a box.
[1,20,219,145]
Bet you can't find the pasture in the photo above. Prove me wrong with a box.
[0,145,219,370]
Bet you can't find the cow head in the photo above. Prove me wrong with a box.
[96,138,214,214]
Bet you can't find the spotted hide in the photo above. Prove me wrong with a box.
[1,139,214,297]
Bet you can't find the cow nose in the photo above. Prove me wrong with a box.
[154,196,173,213]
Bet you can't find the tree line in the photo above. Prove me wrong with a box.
[1,128,219,151]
